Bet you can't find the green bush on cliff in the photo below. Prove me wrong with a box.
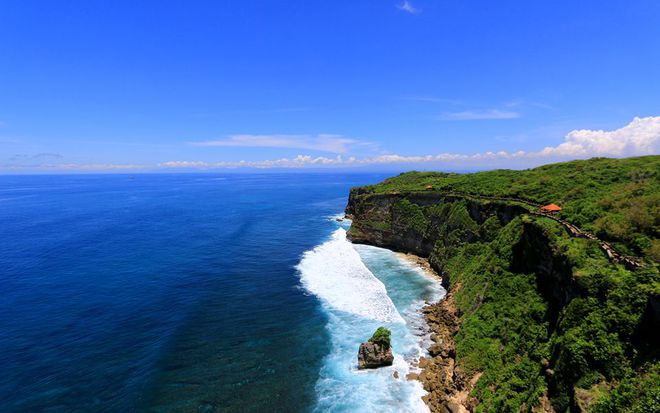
[439,215,658,412]
[369,327,391,347]
[364,155,660,263]
[393,199,428,236]
[436,219,551,411]
[479,215,502,241]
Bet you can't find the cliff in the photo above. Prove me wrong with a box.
[345,156,659,413]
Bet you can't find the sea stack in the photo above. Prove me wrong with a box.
[357,327,394,369]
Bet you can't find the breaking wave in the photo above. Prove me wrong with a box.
[297,227,445,412]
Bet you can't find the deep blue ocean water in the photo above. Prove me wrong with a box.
[0,173,444,412]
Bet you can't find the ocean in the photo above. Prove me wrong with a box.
[0,173,444,412]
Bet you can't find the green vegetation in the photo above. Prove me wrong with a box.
[393,199,429,236]
[369,327,392,347]
[362,156,660,263]
[361,219,392,231]
[438,215,658,412]
[347,156,659,412]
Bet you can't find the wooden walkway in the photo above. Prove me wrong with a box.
[445,191,643,269]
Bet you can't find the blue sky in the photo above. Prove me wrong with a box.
[1,1,659,173]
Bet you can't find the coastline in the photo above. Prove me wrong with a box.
[394,252,477,413]
[394,252,441,282]
[304,224,440,411]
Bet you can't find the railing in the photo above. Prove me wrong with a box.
[439,191,642,269]
[528,212,642,269]
[374,188,643,268]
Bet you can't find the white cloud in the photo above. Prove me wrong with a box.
[539,116,660,157]
[159,155,349,169]
[158,160,210,168]
[441,109,521,120]
[190,134,360,154]
[397,1,420,14]
[162,116,660,169]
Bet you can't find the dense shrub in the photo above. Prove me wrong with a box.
[369,327,392,347]
[367,156,660,263]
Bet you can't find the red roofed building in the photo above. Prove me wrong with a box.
[541,204,562,213]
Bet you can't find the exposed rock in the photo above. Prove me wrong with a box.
[574,382,611,413]
[345,190,527,289]
[414,288,480,413]
[446,402,469,413]
[357,342,393,369]
[346,191,526,251]
[533,392,556,413]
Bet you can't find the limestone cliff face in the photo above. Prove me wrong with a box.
[346,189,529,288]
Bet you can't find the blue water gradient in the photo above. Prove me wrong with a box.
[0,173,441,412]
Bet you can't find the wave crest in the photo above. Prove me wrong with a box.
[297,229,403,323]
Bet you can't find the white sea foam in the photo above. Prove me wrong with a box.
[298,225,446,412]
[297,228,403,323]
[326,213,347,221]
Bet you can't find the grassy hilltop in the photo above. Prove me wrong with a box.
[346,156,659,412]
[364,155,660,263]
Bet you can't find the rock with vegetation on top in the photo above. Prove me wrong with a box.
[357,327,394,369]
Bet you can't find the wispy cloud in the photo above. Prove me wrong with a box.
[440,109,521,120]
[190,134,368,154]
[8,153,63,162]
[401,96,462,104]
[163,116,660,169]
[0,163,147,171]
[397,1,420,14]
[5,117,657,172]
[502,99,558,111]
[0,136,21,144]
[190,107,311,117]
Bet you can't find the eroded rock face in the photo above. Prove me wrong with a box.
[419,292,478,413]
[357,342,394,369]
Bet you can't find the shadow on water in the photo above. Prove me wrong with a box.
[138,282,330,413]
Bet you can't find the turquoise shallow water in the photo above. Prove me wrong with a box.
[298,226,445,412]
[0,173,443,412]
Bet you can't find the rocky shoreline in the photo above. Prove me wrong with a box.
[419,291,478,413]
[396,253,477,413]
